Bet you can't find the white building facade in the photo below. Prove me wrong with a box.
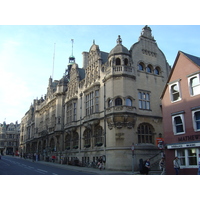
[20,26,170,171]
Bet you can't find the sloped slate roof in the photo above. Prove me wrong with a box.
[78,68,85,80]
[181,51,200,67]
[108,43,130,58]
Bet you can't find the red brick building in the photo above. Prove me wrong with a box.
[161,51,200,175]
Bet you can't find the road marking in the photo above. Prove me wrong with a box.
[27,166,34,169]
[37,169,48,173]
[0,160,11,166]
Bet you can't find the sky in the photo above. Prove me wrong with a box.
[0,25,200,124]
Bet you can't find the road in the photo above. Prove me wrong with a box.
[0,155,93,175]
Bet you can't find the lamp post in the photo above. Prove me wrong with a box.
[131,143,135,174]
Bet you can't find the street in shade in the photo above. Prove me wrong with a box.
[0,155,93,175]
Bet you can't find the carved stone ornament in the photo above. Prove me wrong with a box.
[115,132,124,140]
[106,114,136,129]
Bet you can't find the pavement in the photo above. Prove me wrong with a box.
[22,157,161,175]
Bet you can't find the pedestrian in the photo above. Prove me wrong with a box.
[159,157,165,175]
[173,157,180,175]
[143,159,150,175]
[36,153,38,162]
[197,154,200,175]
[98,156,104,170]
[52,155,56,163]
[32,153,35,162]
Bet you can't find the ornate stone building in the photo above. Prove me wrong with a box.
[20,26,171,171]
[0,121,20,155]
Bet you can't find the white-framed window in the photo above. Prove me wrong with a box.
[176,148,199,168]
[169,81,182,102]
[172,114,185,135]
[192,109,200,132]
[188,73,200,96]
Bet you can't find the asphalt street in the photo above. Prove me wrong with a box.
[0,155,93,175]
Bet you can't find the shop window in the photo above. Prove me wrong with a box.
[188,149,197,165]
[176,149,186,166]
[176,149,198,167]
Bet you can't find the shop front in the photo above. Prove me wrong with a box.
[166,141,200,175]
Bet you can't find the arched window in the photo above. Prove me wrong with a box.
[126,98,132,106]
[108,99,113,108]
[124,58,128,65]
[94,126,103,146]
[138,62,145,71]
[154,67,160,75]
[115,97,122,106]
[49,138,56,151]
[146,64,153,73]
[72,132,79,149]
[83,129,91,148]
[116,58,121,65]
[65,134,71,150]
[137,123,154,144]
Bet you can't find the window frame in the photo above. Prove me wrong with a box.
[138,62,145,71]
[137,123,154,144]
[192,109,200,132]
[172,114,185,135]
[85,89,99,116]
[138,91,151,110]
[188,73,200,96]
[125,98,132,107]
[176,148,199,168]
[115,97,122,106]
[169,80,182,103]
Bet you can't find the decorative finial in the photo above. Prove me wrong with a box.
[71,39,74,56]
[117,35,122,44]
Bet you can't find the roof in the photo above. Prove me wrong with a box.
[161,51,200,99]
[78,68,85,80]
[100,51,109,64]
[108,44,130,58]
[180,51,200,67]
[108,35,130,58]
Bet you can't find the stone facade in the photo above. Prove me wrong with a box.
[0,121,20,155]
[20,26,171,171]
